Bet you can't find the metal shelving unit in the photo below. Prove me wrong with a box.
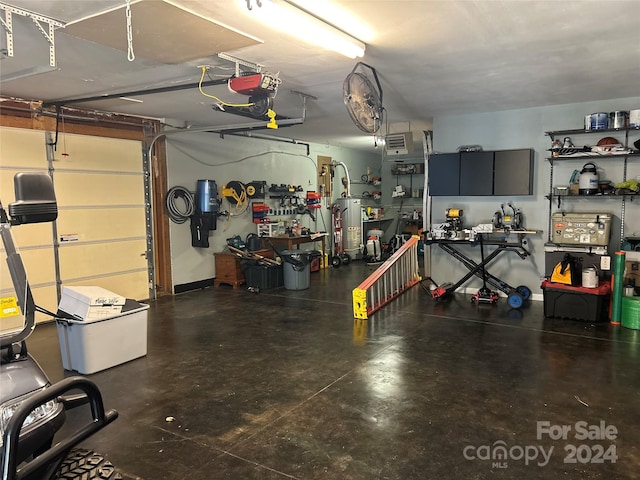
[545,126,640,246]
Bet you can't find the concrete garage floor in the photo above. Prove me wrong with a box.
[29,262,640,479]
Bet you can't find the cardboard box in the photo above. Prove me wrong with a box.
[56,301,148,374]
[58,286,125,321]
[626,260,640,286]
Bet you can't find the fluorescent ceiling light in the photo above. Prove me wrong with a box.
[120,97,144,103]
[245,0,366,58]
[287,0,374,42]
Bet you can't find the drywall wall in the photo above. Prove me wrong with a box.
[165,132,379,290]
[431,96,640,299]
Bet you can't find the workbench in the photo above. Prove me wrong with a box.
[261,234,327,258]
[424,230,541,307]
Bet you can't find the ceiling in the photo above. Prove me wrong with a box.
[1,0,639,153]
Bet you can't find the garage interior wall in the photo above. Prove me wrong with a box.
[430,95,640,298]
[0,126,150,324]
[165,132,380,290]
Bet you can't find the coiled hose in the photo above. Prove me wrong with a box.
[165,186,195,223]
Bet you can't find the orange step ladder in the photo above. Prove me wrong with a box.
[352,236,421,319]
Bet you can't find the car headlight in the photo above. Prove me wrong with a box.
[0,390,62,447]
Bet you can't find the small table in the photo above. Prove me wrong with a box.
[261,234,327,257]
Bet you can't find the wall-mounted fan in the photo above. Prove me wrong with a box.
[343,62,384,134]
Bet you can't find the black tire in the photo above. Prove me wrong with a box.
[331,255,342,268]
[55,448,122,479]
[516,285,532,301]
[340,253,351,265]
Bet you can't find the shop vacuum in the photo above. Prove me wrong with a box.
[191,179,219,248]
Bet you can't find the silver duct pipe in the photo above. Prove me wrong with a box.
[334,161,351,197]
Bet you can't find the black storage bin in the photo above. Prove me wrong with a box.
[541,280,610,322]
[244,264,284,290]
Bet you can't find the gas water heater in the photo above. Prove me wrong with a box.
[334,197,363,259]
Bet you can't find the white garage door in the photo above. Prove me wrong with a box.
[0,127,150,327]
[0,127,57,327]
[51,132,149,301]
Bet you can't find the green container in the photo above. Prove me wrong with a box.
[611,251,626,324]
[621,297,640,330]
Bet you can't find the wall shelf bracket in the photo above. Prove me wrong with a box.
[0,2,65,67]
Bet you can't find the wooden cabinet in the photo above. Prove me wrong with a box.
[214,253,244,288]
[214,249,273,288]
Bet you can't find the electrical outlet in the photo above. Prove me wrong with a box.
[601,256,611,270]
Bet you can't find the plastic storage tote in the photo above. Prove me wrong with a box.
[56,300,149,374]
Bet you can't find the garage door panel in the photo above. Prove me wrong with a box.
[59,240,147,279]
[0,247,56,288]
[2,128,149,305]
[23,249,57,286]
[0,314,24,337]
[0,128,47,168]
[64,271,149,301]
[54,173,145,206]
[3,222,54,249]
[56,208,146,243]
[52,135,142,173]
[33,285,59,324]
[1,283,57,333]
